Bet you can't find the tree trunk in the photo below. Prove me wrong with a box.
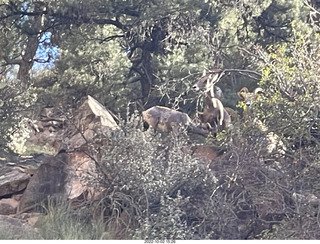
[17,3,46,82]
[139,50,153,104]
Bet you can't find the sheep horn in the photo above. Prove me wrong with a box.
[254,87,264,95]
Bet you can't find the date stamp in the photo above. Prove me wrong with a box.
[144,240,176,244]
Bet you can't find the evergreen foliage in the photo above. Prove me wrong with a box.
[1,0,320,240]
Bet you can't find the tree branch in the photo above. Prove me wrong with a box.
[34,53,52,64]
[3,56,22,65]
[206,68,262,80]
[91,18,124,30]
[94,34,125,44]
[0,2,48,21]
[223,69,261,77]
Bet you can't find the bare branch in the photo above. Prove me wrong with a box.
[0,2,48,21]
[304,0,320,15]
[34,53,52,64]
[3,56,22,65]
[223,69,262,79]
[89,34,125,43]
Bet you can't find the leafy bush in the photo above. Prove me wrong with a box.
[96,114,220,239]
[238,26,320,239]
[93,111,295,239]
[92,108,313,239]
[0,77,38,150]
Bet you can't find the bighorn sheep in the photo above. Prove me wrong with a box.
[198,97,232,132]
[193,69,232,133]
[142,106,209,136]
[237,87,264,109]
[192,69,224,100]
[237,87,286,158]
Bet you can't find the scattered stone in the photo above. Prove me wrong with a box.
[0,197,19,215]
[0,215,43,239]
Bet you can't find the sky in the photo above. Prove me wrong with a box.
[33,32,58,71]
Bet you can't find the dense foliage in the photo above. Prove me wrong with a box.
[1,0,320,240]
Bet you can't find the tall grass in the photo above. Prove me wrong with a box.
[35,198,106,240]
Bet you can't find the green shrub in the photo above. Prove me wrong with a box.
[242,27,320,239]
[96,114,220,239]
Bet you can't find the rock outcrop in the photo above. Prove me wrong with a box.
[0,95,224,239]
[0,95,119,217]
[0,170,31,197]
[16,95,119,213]
[17,151,68,213]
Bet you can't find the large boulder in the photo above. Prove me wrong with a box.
[17,95,119,212]
[0,151,46,215]
[65,151,100,202]
[0,150,41,198]
[17,151,68,213]
[64,95,119,151]
[63,95,119,202]
[0,155,46,198]
[0,170,30,197]
[27,95,119,153]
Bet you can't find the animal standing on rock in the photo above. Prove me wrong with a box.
[142,106,209,136]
